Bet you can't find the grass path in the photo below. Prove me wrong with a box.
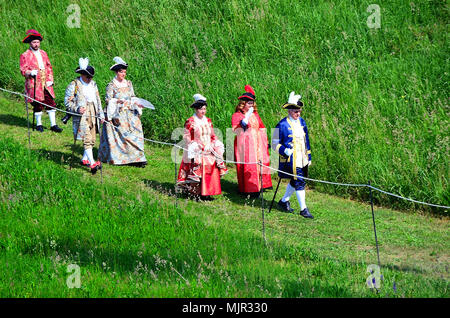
[0,93,448,297]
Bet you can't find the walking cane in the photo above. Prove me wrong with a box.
[31,74,36,131]
[268,177,282,213]
[260,161,266,243]
[24,92,31,149]
[69,136,76,170]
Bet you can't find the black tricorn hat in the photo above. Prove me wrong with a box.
[75,57,95,77]
[237,85,256,101]
[282,92,304,109]
[110,56,128,72]
[23,29,43,43]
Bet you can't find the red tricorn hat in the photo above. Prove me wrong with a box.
[238,85,256,101]
[22,29,43,43]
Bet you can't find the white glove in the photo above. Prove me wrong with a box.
[46,81,53,87]
[284,148,293,157]
[30,70,38,77]
[242,107,254,125]
[245,106,254,120]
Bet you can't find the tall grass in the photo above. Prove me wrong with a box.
[0,0,448,210]
[0,136,448,297]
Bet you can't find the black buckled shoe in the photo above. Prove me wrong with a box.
[36,125,44,132]
[300,208,314,219]
[50,125,63,133]
[278,200,294,213]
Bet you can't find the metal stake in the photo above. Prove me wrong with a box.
[260,161,266,243]
[69,137,76,170]
[25,99,31,149]
[268,177,282,213]
[32,74,36,131]
[174,148,178,208]
[369,180,381,268]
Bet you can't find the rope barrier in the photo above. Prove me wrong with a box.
[0,86,448,209]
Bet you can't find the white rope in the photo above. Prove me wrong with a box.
[366,185,450,209]
[257,163,449,209]
[0,87,190,151]
[261,163,368,187]
[0,86,448,209]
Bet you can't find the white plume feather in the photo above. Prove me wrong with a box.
[113,56,127,65]
[78,57,89,70]
[288,91,302,104]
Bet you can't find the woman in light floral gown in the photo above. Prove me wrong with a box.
[99,57,147,167]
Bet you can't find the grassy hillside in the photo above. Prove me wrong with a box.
[0,94,448,297]
[0,0,448,210]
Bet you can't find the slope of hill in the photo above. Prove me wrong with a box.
[0,1,448,208]
[0,94,448,297]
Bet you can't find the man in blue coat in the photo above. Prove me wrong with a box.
[272,91,314,219]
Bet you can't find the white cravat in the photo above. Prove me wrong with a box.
[288,115,302,135]
[31,48,45,70]
[80,78,96,103]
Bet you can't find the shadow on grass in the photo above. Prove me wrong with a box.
[143,179,177,196]
[220,178,290,213]
[142,176,294,214]
[32,142,98,173]
[0,113,30,128]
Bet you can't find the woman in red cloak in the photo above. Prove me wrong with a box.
[231,85,272,195]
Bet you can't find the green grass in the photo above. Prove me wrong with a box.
[0,94,448,297]
[0,0,448,210]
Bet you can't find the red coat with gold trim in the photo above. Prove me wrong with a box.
[19,48,55,103]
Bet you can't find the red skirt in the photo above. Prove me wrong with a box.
[177,159,221,196]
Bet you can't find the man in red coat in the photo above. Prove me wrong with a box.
[20,29,62,133]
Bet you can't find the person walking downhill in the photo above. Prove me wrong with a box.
[19,29,62,133]
[273,91,314,219]
[98,57,147,167]
[64,58,105,174]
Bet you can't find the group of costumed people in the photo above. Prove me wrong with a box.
[20,29,147,175]
[176,87,314,219]
[19,29,314,218]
